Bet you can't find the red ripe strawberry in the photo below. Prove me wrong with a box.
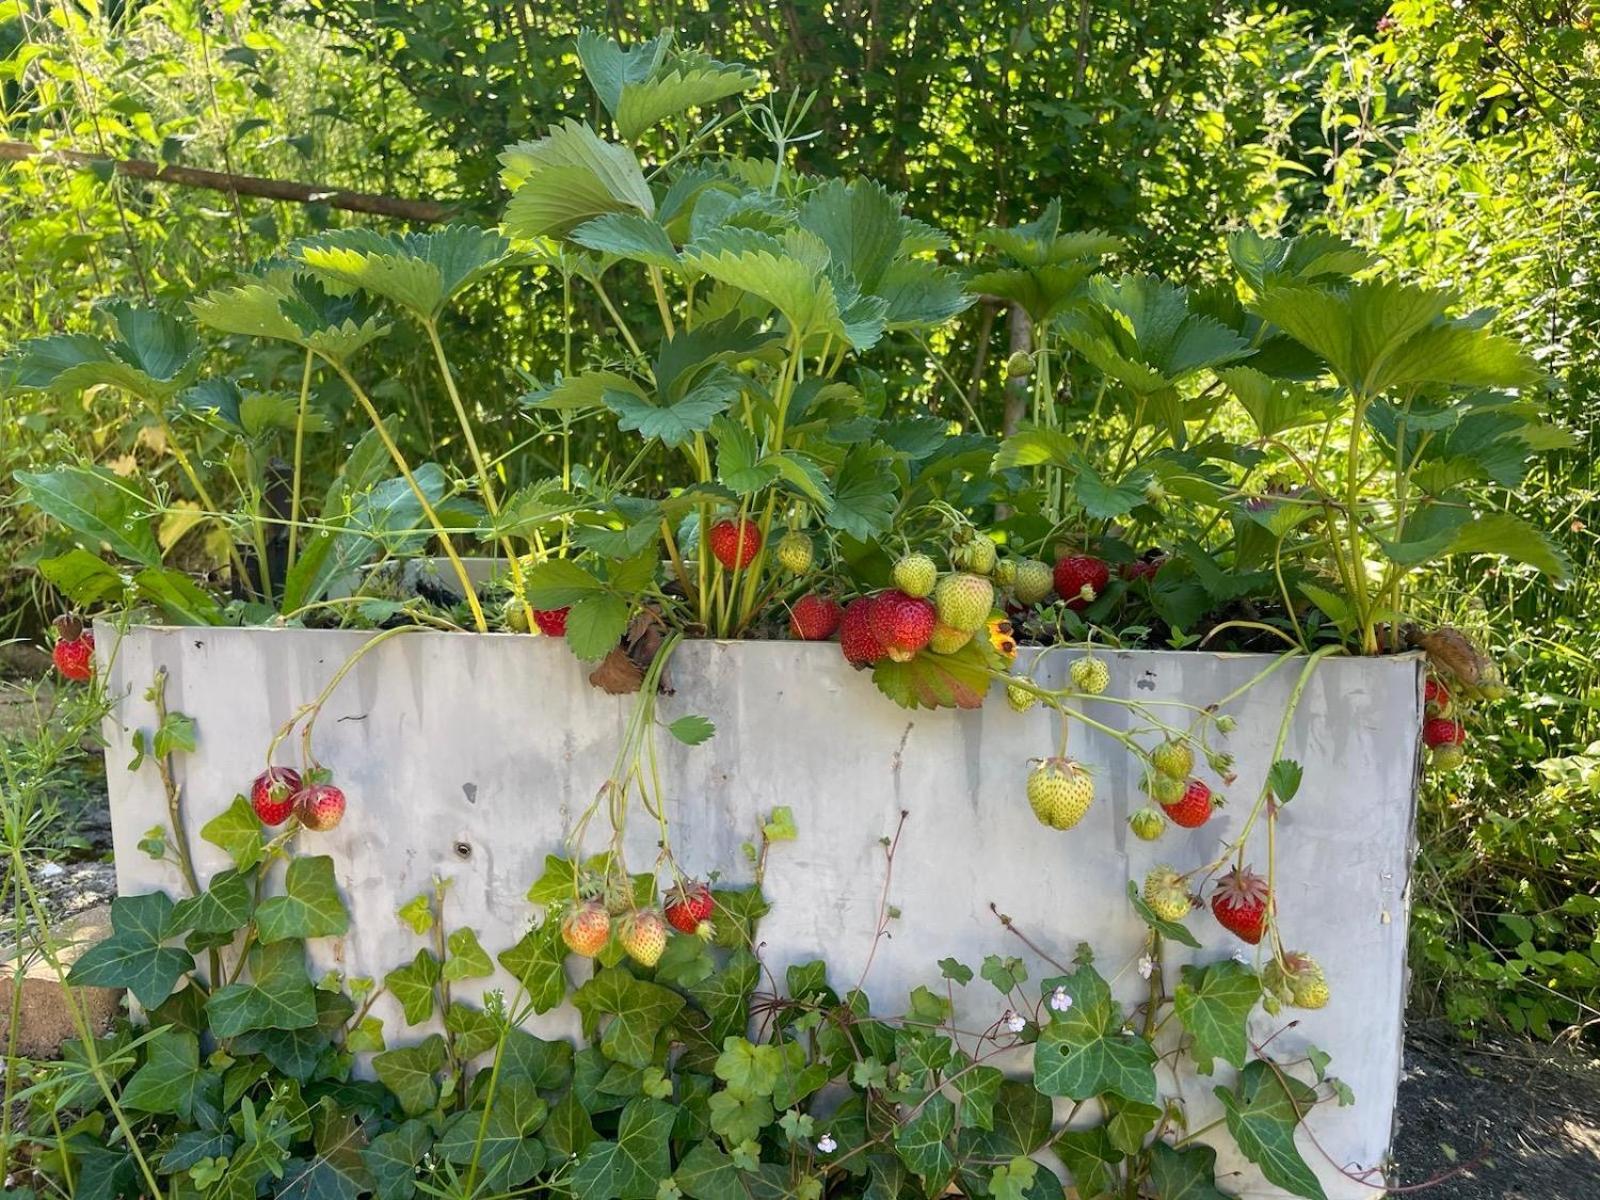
[295,783,346,832]
[1120,556,1165,583]
[250,767,303,826]
[1422,717,1465,748]
[1053,555,1110,611]
[867,590,936,662]
[1161,778,1219,828]
[709,518,762,570]
[533,607,570,637]
[562,901,611,957]
[52,631,95,682]
[839,596,888,668]
[790,595,843,641]
[1424,678,1448,708]
[1211,867,1270,944]
[665,881,715,936]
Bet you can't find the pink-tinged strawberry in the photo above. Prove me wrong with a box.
[562,901,611,957]
[1211,866,1270,944]
[295,783,347,832]
[790,595,843,641]
[1053,555,1110,611]
[665,881,715,937]
[1422,717,1465,748]
[51,616,94,682]
[709,518,762,570]
[1120,555,1166,583]
[1161,778,1220,829]
[250,767,303,826]
[840,597,888,668]
[867,590,936,662]
[620,908,668,967]
[533,607,570,637]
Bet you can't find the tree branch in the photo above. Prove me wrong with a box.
[0,141,455,223]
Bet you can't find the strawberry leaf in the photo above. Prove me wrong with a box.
[871,640,992,710]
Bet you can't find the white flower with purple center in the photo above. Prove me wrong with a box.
[1002,1009,1026,1034]
[816,1134,837,1154]
[1048,986,1073,1012]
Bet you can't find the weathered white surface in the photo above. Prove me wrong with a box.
[99,626,1422,1198]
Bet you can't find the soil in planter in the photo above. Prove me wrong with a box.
[1394,1023,1600,1198]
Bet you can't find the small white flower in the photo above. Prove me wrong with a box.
[1002,1009,1026,1034]
[1232,949,1251,966]
[1137,955,1156,980]
[1048,987,1073,1012]
[816,1134,837,1154]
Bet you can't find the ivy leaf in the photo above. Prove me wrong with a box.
[396,894,434,936]
[172,868,254,936]
[1174,960,1261,1075]
[1032,964,1158,1105]
[444,1003,499,1059]
[1056,1127,1123,1200]
[201,795,265,872]
[119,1027,220,1126]
[277,1098,374,1200]
[981,955,1028,994]
[66,892,193,1008]
[572,968,686,1068]
[894,1092,956,1192]
[1214,1061,1326,1200]
[254,856,350,944]
[953,1060,1003,1132]
[1147,1140,1233,1200]
[14,467,161,567]
[437,1077,549,1187]
[675,1141,741,1200]
[542,1089,599,1159]
[570,1097,676,1200]
[938,958,974,986]
[207,939,319,1036]
[384,949,442,1026]
[872,640,993,710]
[499,920,569,1014]
[441,927,494,981]
[373,1033,447,1117]
[362,1119,431,1200]
[687,949,760,1043]
[1104,1096,1162,1156]
[500,1028,576,1091]
[707,1089,773,1144]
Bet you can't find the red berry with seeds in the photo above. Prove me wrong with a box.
[52,626,95,682]
[533,607,570,637]
[790,595,843,641]
[1422,717,1465,748]
[1053,555,1110,611]
[1161,778,1219,829]
[1211,866,1270,944]
[867,590,937,662]
[665,881,715,936]
[295,783,347,832]
[250,767,303,826]
[839,597,888,668]
[562,901,611,958]
[709,518,762,570]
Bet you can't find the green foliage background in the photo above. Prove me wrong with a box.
[2,0,1597,1041]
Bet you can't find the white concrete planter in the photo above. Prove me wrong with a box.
[98,625,1423,1199]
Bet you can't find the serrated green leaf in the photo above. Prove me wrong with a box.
[502,120,654,238]
[566,593,632,660]
[667,715,716,745]
[872,640,993,711]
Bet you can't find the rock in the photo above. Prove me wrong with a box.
[0,904,122,1059]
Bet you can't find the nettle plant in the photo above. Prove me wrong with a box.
[16,662,1362,1200]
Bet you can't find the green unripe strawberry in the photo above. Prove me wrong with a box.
[1026,758,1094,830]
[1430,744,1466,772]
[1265,951,1329,1010]
[933,572,994,634]
[1006,683,1037,713]
[502,599,531,633]
[1005,350,1034,378]
[1129,807,1166,841]
[951,534,998,576]
[928,623,974,655]
[993,558,1018,588]
[891,553,938,598]
[1142,866,1192,923]
[1146,771,1186,806]
[775,532,814,574]
[1013,559,1053,606]
[1150,739,1194,780]
[1070,656,1110,695]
